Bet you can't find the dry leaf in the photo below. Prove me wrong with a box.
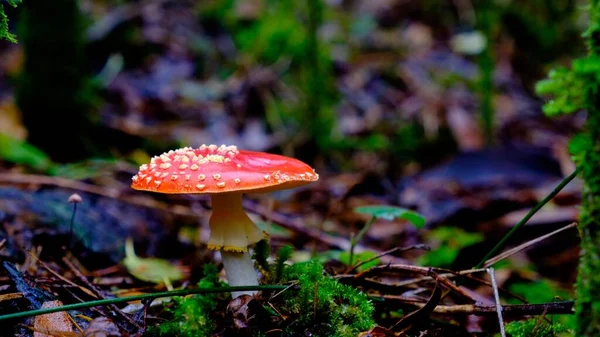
[82,317,123,337]
[33,300,74,337]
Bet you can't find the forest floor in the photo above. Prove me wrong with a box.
[0,0,585,336]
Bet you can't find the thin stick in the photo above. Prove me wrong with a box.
[349,244,430,273]
[25,250,98,299]
[0,285,287,321]
[62,256,139,329]
[476,167,581,269]
[371,295,574,315]
[391,268,486,287]
[488,268,506,337]
[270,282,297,300]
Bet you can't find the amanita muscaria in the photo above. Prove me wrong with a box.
[131,144,318,297]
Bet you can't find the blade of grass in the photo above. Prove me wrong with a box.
[475,167,581,269]
[0,285,287,321]
[484,222,577,268]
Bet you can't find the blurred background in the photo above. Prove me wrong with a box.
[0,0,586,327]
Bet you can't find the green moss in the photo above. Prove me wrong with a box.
[536,1,600,335]
[152,264,226,337]
[535,67,586,115]
[279,260,375,337]
[151,257,374,336]
[574,14,600,330]
[0,0,20,43]
[505,319,570,337]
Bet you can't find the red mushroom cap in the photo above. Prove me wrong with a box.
[131,144,319,194]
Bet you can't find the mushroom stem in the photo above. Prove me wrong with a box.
[220,251,258,297]
[208,192,264,297]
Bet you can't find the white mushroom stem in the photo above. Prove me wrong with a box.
[208,192,264,297]
[221,251,258,298]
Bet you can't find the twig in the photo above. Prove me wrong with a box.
[0,173,121,198]
[340,264,529,305]
[390,276,442,332]
[269,282,297,300]
[393,269,529,304]
[484,222,578,268]
[391,268,486,287]
[351,264,480,279]
[0,173,197,218]
[371,295,574,315]
[25,250,98,299]
[349,244,431,273]
[350,264,476,302]
[476,167,581,268]
[428,271,475,303]
[0,285,287,321]
[62,256,141,330]
[0,293,24,302]
[488,268,506,337]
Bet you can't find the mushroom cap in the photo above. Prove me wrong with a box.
[131,144,319,194]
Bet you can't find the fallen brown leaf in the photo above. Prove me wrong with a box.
[33,300,75,337]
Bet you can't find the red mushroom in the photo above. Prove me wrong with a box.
[131,144,318,297]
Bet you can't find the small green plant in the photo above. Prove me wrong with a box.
[338,250,380,271]
[418,227,483,268]
[252,240,294,283]
[279,260,375,337]
[354,205,426,228]
[348,205,426,267]
[154,264,225,337]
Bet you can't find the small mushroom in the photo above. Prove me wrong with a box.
[131,144,319,297]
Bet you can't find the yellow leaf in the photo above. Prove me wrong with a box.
[122,238,185,285]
